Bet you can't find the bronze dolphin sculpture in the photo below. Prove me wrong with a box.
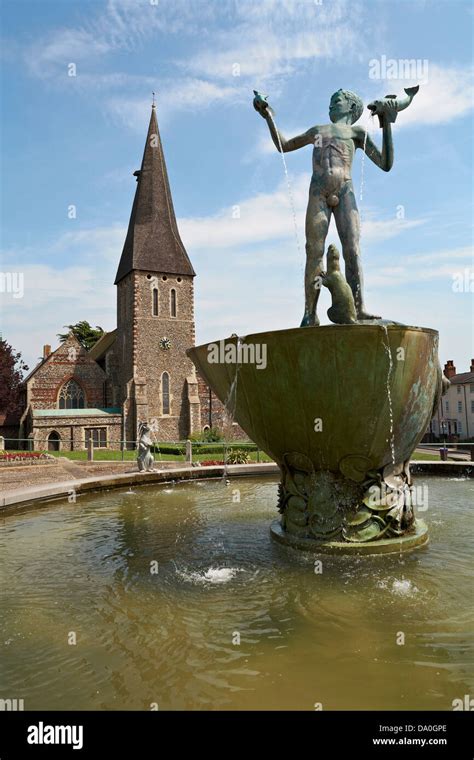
[367,85,419,127]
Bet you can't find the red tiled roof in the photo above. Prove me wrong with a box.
[449,372,474,384]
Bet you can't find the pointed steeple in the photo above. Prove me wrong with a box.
[115,105,195,284]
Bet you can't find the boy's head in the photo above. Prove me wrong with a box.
[329,89,363,124]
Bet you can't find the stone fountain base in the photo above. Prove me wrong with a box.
[270,518,428,554]
[188,324,442,555]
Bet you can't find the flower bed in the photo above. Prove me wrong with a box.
[200,460,225,467]
[0,451,56,466]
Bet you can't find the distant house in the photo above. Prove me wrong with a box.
[427,359,474,441]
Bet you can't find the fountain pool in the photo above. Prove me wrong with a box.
[1,475,472,710]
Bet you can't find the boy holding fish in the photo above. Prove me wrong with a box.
[253,86,418,326]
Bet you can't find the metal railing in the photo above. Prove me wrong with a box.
[0,438,267,464]
[1,438,473,463]
[414,442,474,462]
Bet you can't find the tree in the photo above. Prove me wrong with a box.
[0,339,29,415]
[57,321,104,351]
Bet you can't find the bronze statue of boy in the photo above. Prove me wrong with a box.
[254,89,396,326]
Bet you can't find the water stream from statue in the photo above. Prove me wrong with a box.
[222,337,246,481]
[358,114,375,227]
[223,335,245,422]
[381,325,396,466]
[267,112,302,259]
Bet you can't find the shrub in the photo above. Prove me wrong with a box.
[189,427,224,443]
[226,449,250,464]
[152,443,185,456]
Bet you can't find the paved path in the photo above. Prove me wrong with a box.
[0,460,183,496]
[0,462,279,509]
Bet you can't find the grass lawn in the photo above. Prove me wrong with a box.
[11,446,273,463]
[3,448,439,463]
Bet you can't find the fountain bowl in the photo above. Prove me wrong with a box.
[188,324,440,552]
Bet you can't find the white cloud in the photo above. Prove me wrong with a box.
[24,0,189,79]
[105,79,244,131]
[1,262,116,367]
[179,173,426,251]
[183,29,348,81]
[26,29,111,78]
[17,0,472,135]
[180,175,307,250]
[365,246,473,287]
[362,63,474,128]
[49,226,126,263]
[179,1,365,83]
[20,0,368,128]
[3,226,471,372]
[192,238,474,373]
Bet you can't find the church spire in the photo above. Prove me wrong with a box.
[114,105,195,284]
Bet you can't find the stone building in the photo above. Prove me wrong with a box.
[19,335,121,451]
[427,359,474,441]
[15,105,242,452]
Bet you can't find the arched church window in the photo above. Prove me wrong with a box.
[58,379,85,409]
[162,372,170,415]
[170,288,177,317]
[152,288,159,316]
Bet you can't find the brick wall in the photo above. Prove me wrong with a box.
[27,334,106,410]
[32,415,122,451]
[197,374,248,440]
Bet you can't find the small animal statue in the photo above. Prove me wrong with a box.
[321,244,358,325]
[137,422,155,472]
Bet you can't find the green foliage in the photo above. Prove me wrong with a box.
[226,449,250,464]
[204,427,224,442]
[57,321,104,351]
[189,427,224,443]
[152,443,185,456]
[0,339,29,416]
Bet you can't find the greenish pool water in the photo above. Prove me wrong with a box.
[1,475,473,710]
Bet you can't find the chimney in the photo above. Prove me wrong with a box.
[443,360,456,379]
[471,359,474,373]
[43,344,51,360]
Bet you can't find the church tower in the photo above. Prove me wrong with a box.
[114,103,201,444]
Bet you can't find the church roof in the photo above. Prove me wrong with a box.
[114,105,195,284]
[88,329,117,361]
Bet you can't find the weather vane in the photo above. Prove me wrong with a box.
[152,91,156,108]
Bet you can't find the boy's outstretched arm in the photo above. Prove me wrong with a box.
[265,117,315,153]
[255,104,314,153]
[355,118,394,171]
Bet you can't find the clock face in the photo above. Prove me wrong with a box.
[159,337,171,350]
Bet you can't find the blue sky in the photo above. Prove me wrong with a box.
[1,0,473,371]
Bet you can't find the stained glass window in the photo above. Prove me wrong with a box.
[58,380,85,409]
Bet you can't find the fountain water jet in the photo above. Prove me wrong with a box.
[266,110,303,259]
